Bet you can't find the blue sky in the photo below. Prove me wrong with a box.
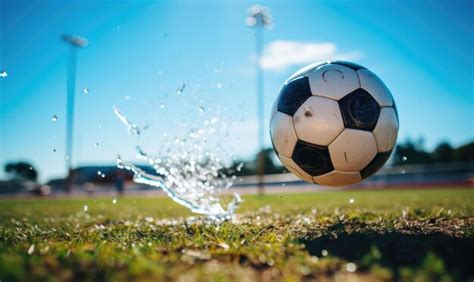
[1,0,473,182]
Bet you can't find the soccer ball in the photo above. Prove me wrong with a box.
[270,61,399,186]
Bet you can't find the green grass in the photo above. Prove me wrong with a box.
[0,188,473,281]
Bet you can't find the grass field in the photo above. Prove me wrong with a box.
[0,188,473,281]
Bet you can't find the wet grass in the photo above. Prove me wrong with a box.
[0,188,473,281]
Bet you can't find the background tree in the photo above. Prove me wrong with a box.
[394,140,474,165]
[4,162,38,182]
[223,148,285,176]
[453,142,474,162]
[432,142,454,163]
[393,139,433,165]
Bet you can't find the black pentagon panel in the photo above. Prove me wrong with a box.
[292,140,334,176]
[277,76,312,116]
[330,61,366,71]
[339,88,381,131]
[360,150,392,179]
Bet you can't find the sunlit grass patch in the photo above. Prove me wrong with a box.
[0,188,473,281]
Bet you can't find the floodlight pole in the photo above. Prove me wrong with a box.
[255,24,265,196]
[62,35,88,193]
[246,5,272,196]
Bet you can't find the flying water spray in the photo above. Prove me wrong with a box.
[113,105,241,222]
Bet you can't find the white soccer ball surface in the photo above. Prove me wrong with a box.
[270,61,399,186]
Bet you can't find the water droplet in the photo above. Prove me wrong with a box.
[112,198,117,204]
[346,262,357,272]
[83,88,89,94]
[198,106,205,112]
[27,244,35,255]
[113,105,142,135]
[116,26,120,30]
[0,70,7,77]
[94,142,99,147]
[321,249,328,257]
[236,163,244,171]
[176,83,185,94]
[218,242,229,250]
[401,169,406,174]
[51,115,58,122]
[216,82,222,89]
[349,198,355,204]
[83,205,88,212]
[210,118,218,124]
[97,170,102,175]
[98,124,103,129]
[402,156,407,162]
[101,173,106,178]
[125,95,130,100]
[52,149,56,153]
[160,104,165,109]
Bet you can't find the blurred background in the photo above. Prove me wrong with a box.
[0,0,473,196]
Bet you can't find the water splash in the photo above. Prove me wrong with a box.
[114,108,241,222]
[113,106,144,136]
[176,83,186,94]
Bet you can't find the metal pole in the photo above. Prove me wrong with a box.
[65,45,77,193]
[61,34,87,193]
[246,5,272,196]
[255,25,265,196]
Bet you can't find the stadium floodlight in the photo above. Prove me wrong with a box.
[246,5,272,195]
[245,5,273,28]
[62,34,88,193]
[62,35,89,48]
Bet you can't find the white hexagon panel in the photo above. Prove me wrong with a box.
[328,129,377,172]
[307,64,360,100]
[286,61,327,83]
[278,155,314,183]
[373,107,399,152]
[270,98,278,118]
[357,69,394,107]
[314,170,362,186]
[270,111,298,158]
[293,96,344,146]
